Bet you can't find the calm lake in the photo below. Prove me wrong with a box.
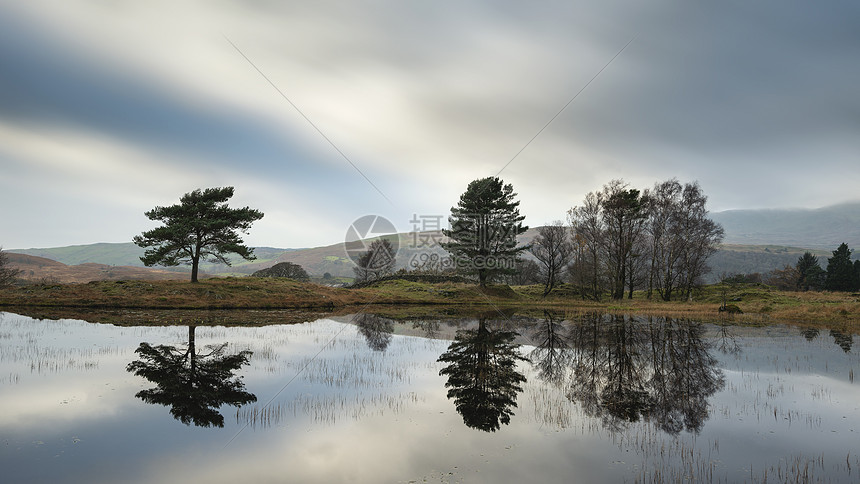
[1,310,858,483]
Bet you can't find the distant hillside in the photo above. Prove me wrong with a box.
[9,209,859,284]
[711,201,860,249]
[703,245,834,283]
[5,253,187,283]
[11,243,293,274]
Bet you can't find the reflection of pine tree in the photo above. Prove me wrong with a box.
[438,319,527,432]
[127,325,256,427]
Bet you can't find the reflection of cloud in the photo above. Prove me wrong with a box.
[0,368,137,429]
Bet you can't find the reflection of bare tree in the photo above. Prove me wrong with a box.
[800,327,820,341]
[800,327,854,353]
[568,313,604,419]
[830,329,854,353]
[646,318,724,434]
[412,320,441,338]
[438,318,527,432]
[565,315,724,434]
[714,324,741,356]
[528,310,572,386]
[603,316,652,424]
[126,325,256,427]
[353,313,395,352]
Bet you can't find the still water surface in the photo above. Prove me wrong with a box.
[0,311,858,483]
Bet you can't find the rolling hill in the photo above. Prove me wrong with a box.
[7,201,859,283]
[5,253,187,283]
[11,243,293,274]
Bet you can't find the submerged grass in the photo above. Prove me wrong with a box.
[1,278,858,330]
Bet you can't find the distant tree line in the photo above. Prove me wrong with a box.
[733,243,860,292]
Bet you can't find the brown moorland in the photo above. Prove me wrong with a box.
[6,253,187,283]
[1,278,858,331]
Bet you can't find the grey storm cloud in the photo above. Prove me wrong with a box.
[1,0,858,248]
[0,12,356,186]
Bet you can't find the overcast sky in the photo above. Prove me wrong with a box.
[2,0,858,250]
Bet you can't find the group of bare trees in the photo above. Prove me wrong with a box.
[566,179,724,301]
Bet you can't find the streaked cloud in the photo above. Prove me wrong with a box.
[1,0,858,248]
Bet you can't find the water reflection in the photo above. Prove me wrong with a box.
[353,313,395,352]
[800,326,820,341]
[566,314,725,434]
[527,310,571,386]
[437,317,527,432]
[799,326,854,353]
[830,329,854,353]
[126,324,257,427]
[2,310,859,484]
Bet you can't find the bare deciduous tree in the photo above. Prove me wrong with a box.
[568,192,606,301]
[353,238,396,283]
[570,179,723,302]
[529,222,573,296]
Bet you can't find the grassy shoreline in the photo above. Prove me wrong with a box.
[1,277,858,330]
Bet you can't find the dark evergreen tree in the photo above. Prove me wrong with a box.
[855,260,860,292]
[825,243,858,291]
[443,177,528,286]
[795,252,825,291]
[134,187,263,282]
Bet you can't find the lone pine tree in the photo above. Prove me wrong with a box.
[134,187,263,283]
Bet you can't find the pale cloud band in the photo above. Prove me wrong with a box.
[1,0,858,249]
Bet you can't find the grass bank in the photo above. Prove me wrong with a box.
[1,278,858,330]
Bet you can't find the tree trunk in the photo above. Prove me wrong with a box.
[188,325,196,383]
[543,272,553,297]
[191,256,200,283]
